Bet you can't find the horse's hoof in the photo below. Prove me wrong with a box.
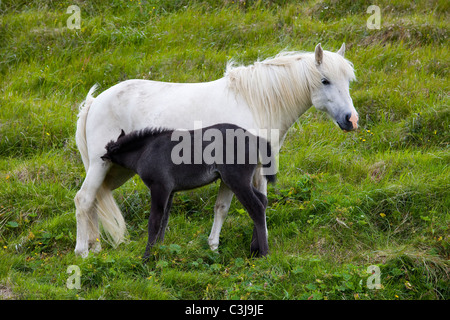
[209,244,219,252]
[74,247,89,258]
[89,241,102,253]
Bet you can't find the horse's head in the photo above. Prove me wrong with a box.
[310,43,358,132]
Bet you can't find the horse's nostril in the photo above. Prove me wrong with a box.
[345,113,351,123]
[341,112,358,131]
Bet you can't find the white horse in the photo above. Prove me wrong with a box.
[74,43,358,257]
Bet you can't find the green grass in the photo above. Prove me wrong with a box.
[0,0,448,300]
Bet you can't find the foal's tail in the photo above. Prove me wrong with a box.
[76,84,127,247]
[258,137,277,184]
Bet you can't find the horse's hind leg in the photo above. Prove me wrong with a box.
[74,162,110,257]
[208,181,234,251]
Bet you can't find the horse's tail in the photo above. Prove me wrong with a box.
[258,137,277,184]
[76,84,127,247]
[96,184,128,247]
[76,84,98,171]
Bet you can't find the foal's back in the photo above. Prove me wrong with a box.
[102,123,265,192]
[137,123,259,192]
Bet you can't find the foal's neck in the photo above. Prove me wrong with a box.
[116,135,156,171]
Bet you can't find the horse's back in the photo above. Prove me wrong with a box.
[84,78,256,163]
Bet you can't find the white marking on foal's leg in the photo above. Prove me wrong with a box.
[253,168,269,237]
[208,182,234,251]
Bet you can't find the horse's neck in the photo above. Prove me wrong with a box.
[259,102,312,153]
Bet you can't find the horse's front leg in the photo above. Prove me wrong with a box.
[74,162,110,258]
[252,166,268,240]
[253,166,268,196]
[208,181,234,251]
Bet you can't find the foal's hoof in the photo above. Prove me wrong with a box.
[250,242,260,257]
[142,252,152,264]
[250,247,268,258]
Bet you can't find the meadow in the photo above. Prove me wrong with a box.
[0,0,448,300]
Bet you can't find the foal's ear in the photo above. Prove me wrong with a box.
[337,42,345,57]
[118,129,126,139]
[315,43,323,65]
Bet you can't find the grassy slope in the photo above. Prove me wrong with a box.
[0,0,448,300]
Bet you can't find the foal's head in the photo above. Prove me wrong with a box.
[101,129,127,163]
[101,127,171,167]
[310,43,358,132]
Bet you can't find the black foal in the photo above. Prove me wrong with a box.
[101,123,276,260]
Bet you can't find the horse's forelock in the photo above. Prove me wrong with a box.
[321,50,356,81]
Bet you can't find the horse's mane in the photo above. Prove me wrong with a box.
[225,50,355,130]
[104,127,171,156]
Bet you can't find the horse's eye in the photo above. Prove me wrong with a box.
[321,78,330,85]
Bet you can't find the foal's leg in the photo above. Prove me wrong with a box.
[157,193,174,242]
[235,186,269,257]
[249,187,268,255]
[143,184,171,260]
[208,181,234,251]
[74,162,110,257]
[222,171,269,257]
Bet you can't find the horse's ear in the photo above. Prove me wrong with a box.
[337,42,345,57]
[315,43,323,65]
[118,129,126,139]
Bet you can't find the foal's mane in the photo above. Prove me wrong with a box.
[105,127,172,155]
[225,50,355,130]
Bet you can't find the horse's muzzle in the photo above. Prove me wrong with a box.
[338,112,358,132]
